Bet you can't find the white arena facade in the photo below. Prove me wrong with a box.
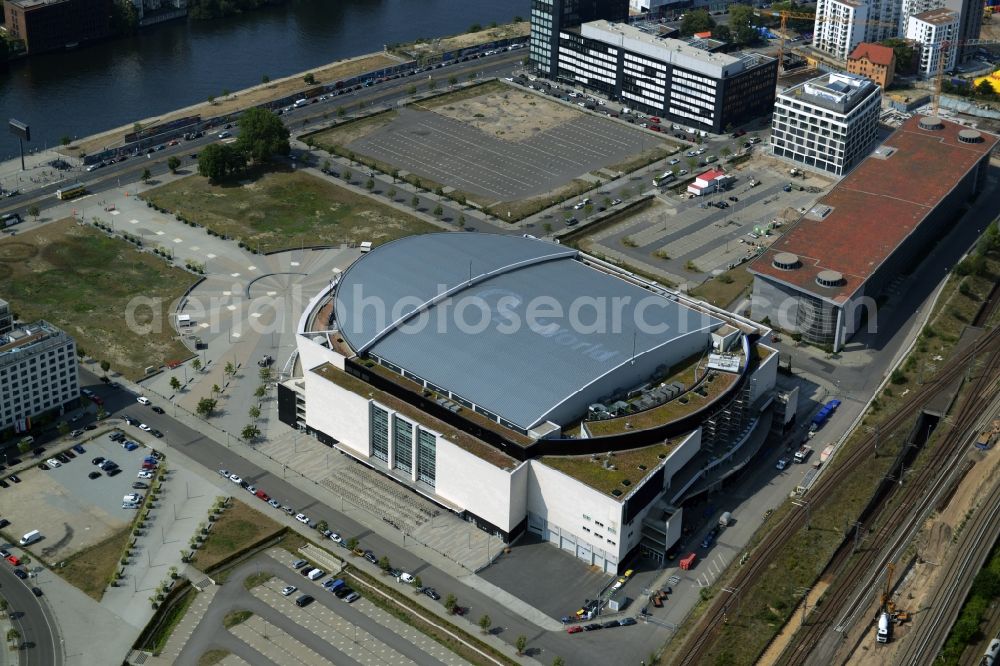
[278,233,779,572]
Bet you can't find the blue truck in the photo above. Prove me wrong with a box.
[810,399,841,432]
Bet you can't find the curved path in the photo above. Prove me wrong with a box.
[0,565,62,666]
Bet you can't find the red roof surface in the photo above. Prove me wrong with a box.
[750,116,997,303]
[847,43,895,67]
[697,169,727,182]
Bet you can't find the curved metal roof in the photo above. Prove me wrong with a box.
[334,234,721,429]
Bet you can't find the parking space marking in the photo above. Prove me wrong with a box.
[230,272,240,277]
[110,209,121,216]
[230,615,338,666]
[227,305,237,311]
[190,246,200,251]
[173,238,183,243]
[129,219,138,225]
[207,253,217,259]
[290,261,300,266]
[247,266,257,271]
[155,230,165,235]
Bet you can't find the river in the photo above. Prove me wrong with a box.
[0,0,526,153]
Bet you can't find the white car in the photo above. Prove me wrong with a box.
[669,158,680,165]
[246,485,257,494]
[775,458,789,471]
[229,474,242,484]
[45,458,61,469]
[678,170,688,176]
[123,493,143,503]
[268,499,281,509]
[218,468,230,478]
[138,424,151,432]
[398,572,415,584]
[218,131,231,139]
[295,513,310,524]
[137,396,151,405]
[329,532,342,544]
[137,471,154,479]
[281,585,297,596]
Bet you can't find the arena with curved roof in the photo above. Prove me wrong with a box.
[280,233,781,572]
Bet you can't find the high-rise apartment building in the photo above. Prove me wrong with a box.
[0,320,79,432]
[906,9,959,77]
[3,0,112,54]
[529,0,628,75]
[770,71,882,176]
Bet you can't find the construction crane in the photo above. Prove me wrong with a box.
[880,562,911,622]
[753,9,899,71]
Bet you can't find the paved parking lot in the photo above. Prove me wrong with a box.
[478,534,612,620]
[0,429,147,563]
[582,155,833,285]
[171,549,473,666]
[349,105,663,202]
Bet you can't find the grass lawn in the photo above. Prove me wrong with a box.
[141,168,438,252]
[0,219,193,380]
[198,650,230,666]
[414,79,508,109]
[539,442,677,496]
[223,610,252,629]
[143,586,196,654]
[57,527,131,601]
[194,500,283,572]
[243,571,273,590]
[689,266,755,309]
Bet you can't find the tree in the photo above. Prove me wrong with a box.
[543,222,553,234]
[261,74,270,84]
[366,178,375,191]
[444,594,458,614]
[7,628,20,647]
[197,143,245,182]
[28,205,40,220]
[58,421,70,436]
[254,385,266,400]
[413,575,422,589]
[207,95,216,105]
[407,84,417,95]
[516,635,527,655]
[77,347,87,359]
[197,398,218,417]
[428,80,437,91]
[343,169,352,182]
[391,168,400,183]
[552,658,564,666]
[468,23,482,32]
[192,358,202,373]
[346,536,359,552]
[378,556,391,572]
[680,10,714,36]
[721,146,732,159]
[224,360,235,377]
[303,72,316,85]
[880,38,916,75]
[96,406,107,420]
[170,376,182,392]
[18,440,31,454]
[387,187,397,199]
[478,614,492,634]
[336,106,346,117]
[61,135,72,146]
[712,24,732,42]
[211,384,221,397]
[433,204,443,217]
[729,4,760,45]
[241,424,260,441]
[448,75,458,86]
[457,215,465,229]
[100,360,111,375]
[259,367,272,382]
[167,156,180,173]
[248,405,261,422]
[976,79,996,98]
[141,168,152,183]
[411,195,420,208]
[236,108,290,163]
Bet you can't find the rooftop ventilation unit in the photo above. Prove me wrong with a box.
[918,116,944,131]
[958,129,984,144]
[816,270,845,288]
[772,252,801,270]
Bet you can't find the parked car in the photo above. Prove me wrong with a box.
[567,625,583,634]
[151,406,165,414]
[282,585,297,596]
[294,594,314,607]
[776,457,789,470]
[72,444,86,454]
[295,513,310,524]
[291,559,307,569]
[619,617,637,626]
[88,471,101,480]
[136,397,151,405]
[422,587,441,601]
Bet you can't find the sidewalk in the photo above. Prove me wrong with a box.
[141,584,219,665]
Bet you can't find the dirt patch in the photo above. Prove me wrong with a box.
[66,53,399,156]
[400,22,529,58]
[308,111,398,148]
[759,581,830,665]
[429,87,578,142]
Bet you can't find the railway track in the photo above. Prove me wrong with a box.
[780,350,1000,666]
[671,324,1000,666]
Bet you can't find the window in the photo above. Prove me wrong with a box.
[417,429,436,488]
[393,415,413,474]
[370,404,390,463]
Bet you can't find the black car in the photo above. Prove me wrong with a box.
[8,457,20,465]
[150,451,165,461]
[12,569,27,580]
[300,566,315,577]
[32,447,45,457]
[92,457,106,466]
[0,479,8,488]
[151,429,164,438]
[583,623,602,631]
[55,453,70,463]
[8,475,20,484]
[32,587,43,597]
[363,551,378,565]
[64,449,77,459]
[83,424,96,431]
[0,519,9,528]
[100,460,117,471]
[602,620,619,629]
[151,406,165,414]
[422,587,441,601]
[73,444,86,454]
[38,463,49,471]
[123,416,138,426]
[294,594,313,607]
[88,471,102,480]
[619,617,637,626]
[110,432,125,442]
[107,468,122,477]
[133,482,149,489]
[334,586,353,599]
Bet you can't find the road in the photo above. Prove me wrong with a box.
[0,565,62,666]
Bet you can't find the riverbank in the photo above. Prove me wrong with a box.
[60,19,529,158]
[63,50,400,157]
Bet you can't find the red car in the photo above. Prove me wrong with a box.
[567,625,583,634]
[6,555,21,566]
[649,125,661,132]
[255,489,270,501]
[649,116,661,123]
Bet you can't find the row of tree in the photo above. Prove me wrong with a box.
[197,107,290,182]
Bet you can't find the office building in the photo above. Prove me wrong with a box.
[750,116,996,351]
[945,0,984,63]
[906,9,959,77]
[280,233,779,571]
[0,300,12,337]
[555,20,778,133]
[529,0,628,76]
[0,320,79,433]
[847,42,896,88]
[3,0,112,54]
[770,71,881,176]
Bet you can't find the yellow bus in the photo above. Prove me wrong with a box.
[56,182,87,200]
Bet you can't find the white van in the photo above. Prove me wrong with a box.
[294,98,309,108]
[307,568,325,581]
[19,530,40,546]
